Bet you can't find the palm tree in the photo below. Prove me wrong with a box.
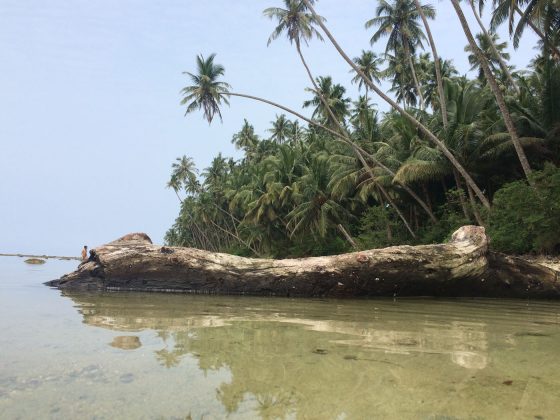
[412,0,448,127]
[422,58,458,111]
[366,0,435,109]
[489,0,560,58]
[451,0,534,184]
[301,0,491,208]
[231,119,259,155]
[180,54,231,123]
[287,155,356,245]
[465,32,512,83]
[166,156,200,202]
[268,114,292,144]
[181,53,437,221]
[303,76,351,127]
[383,49,419,107]
[467,0,520,93]
[351,50,383,101]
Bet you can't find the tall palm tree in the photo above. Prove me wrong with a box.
[268,114,292,144]
[264,2,438,220]
[422,58,458,111]
[302,0,491,208]
[166,156,200,201]
[412,0,448,127]
[181,53,437,220]
[465,32,512,83]
[383,49,419,107]
[489,0,560,57]
[467,0,520,93]
[451,0,534,184]
[231,119,259,154]
[287,155,355,244]
[350,50,383,101]
[180,54,231,123]
[303,76,351,127]
[366,0,435,109]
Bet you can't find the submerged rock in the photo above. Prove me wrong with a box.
[24,258,45,265]
[110,336,142,350]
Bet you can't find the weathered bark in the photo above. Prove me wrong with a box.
[45,228,560,299]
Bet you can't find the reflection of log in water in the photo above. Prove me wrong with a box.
[62,291,560,418]
[66,292,495,368]
[46,227,560,298]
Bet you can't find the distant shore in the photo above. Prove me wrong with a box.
[0,253,80,261]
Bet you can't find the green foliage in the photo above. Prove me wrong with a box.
[357,205,410,249]
[488,165,560,253]
[169,2,560,258]
[416,189,470,244]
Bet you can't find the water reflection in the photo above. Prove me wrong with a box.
[59,291,560,418]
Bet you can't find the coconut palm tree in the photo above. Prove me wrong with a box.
[180,54,231,123]
[489,0,560,58]
[231,119,259,155]
[413,0,448,127]
[451,0,534,184]
[465,32,512,83]
[303,76,351,127]
[467,0,520,92]
[422,58,458,111]
[166,156,200,202]
[287,154,355,243]
[302,0,491,208]
[350,50,383,101]
[383,49,419,107]
[268,114,292,144]
[366,0,435,109]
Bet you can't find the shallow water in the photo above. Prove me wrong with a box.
[1,256,560,419]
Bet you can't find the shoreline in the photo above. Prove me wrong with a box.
[0,253,80,261]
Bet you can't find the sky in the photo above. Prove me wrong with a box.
[0,0,538,257]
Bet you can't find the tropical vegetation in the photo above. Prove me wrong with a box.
[166,0,560,257]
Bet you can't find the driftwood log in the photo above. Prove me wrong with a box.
[45,226,560,298]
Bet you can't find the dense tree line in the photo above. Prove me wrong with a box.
[165,0,560,257]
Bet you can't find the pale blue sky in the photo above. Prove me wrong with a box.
[0,0,537,256]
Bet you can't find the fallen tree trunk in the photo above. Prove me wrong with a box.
[45,227,560,298]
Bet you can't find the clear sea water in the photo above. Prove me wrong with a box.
[1,256,559,419]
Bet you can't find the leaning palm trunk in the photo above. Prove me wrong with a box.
[467,183,485,226]
[223,91,428,237]
[451,0,534,186]
[469,1,520,95]
[296,41,436,223]
[452,168,471,220]
[207,217,260,256]
[301,0,491,209]
[337,224,358,249]
[295,41,419,237]
[514,6,560,60]
[413,0,447,127]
